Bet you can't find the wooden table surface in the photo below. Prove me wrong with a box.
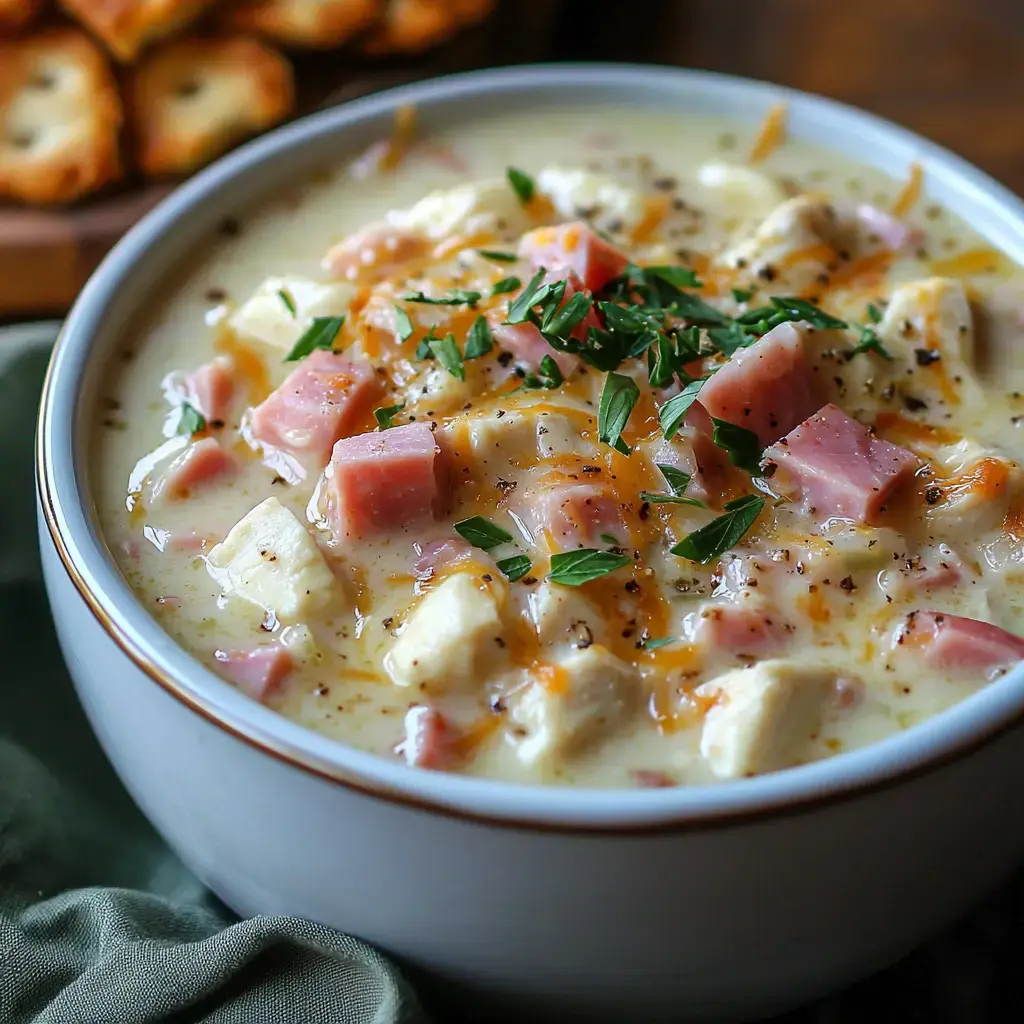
[559,0,1024,194]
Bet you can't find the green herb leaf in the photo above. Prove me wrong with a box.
[278,289,297,316]
[491,276,521,296]
[659,377,708,441]
[402,290,481,308]
[646,265,702,289]
[647,332,677,389]
[867,302,883,324]
[638,491,706,507]
[768,296,847,330]
[373,403,404,429]
[711,418,763,474]
[538,354,564,388]
[394,305,414,342]
[414,327,438,361]
[478,249,519,263]
[598,372,639,455]
[732,287,754,303]
[670,494,765,563]
[599,533,620,546]
[541,290,592,338]
[667,291,732,326]
[849,324,894,361]
[496,554,532,582]
[505,269,552,324]
[283,315,344,362]
[643,636,676,650]
[177,401,207,436]
[454,515,513,550]
[657,464,692,495]
[507,166,535,203]
[429,333,465,380]
[464,315,493,360]
[548,548,632,586]
[706,321,753,356]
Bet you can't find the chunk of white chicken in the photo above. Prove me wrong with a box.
[384,572,505,690]
[697,660,838,779]
[206,497,336,622]
[508,645,638,768]
[717,196,848,296]
[526,580,607,648]
[878,277,976,369]
[536,165,645,232]
[386,179,528,240]
[228,275,355,353]
[696,162,786,227]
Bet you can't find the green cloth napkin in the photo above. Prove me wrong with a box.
[0,326,428,1024]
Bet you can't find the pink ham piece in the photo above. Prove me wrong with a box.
[491,271,600,376]
[157,437,235,500]
[696,322,820,447]
[897,611,1024,677]
[522,483,626,550]
[687,602,788,657]
[519,221,629,293]
[322,223,428,283]
[326,422,441,541]
[763,404,919,525]
[216,646,294,702]
[396,706,457,770]
[413,537,473,576]
[186,356,234,423]
[856,204,923,252]
[249,350,380,463]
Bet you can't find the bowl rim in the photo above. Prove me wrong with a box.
[37,61,1024,833]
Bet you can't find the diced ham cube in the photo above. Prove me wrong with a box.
[413,537,473,576]
[686,601,788,657]
[763,404,920,525]
[395,705,458,770]
[896,611,1024,676]
[519,221,629,293]
[216,646,294,702]
[186,356,235,423]
[249,350,380,463]
[156,438,235,500]
[522,483,626,550]
[696,322,820,447]
[322,223,428,283]
[326,422,441,541]
[855,204,923,252]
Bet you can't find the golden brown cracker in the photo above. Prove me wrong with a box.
[129,36,294,177]
[0,0,45,34]
[362,0,494,55]
[0,29,123,204]
[220,0,380,49]
[59,0,220,61]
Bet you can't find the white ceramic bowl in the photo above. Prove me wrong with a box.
[37,65,1024,1022]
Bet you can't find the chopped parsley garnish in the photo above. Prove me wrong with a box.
[402,289,481,308]
[277,289,296,316]
[658,377,708,441]
[644,265,702,289]
[711,418,763,474]
[505,269,560,324]
[454,515,513,550]
[647,332,678,389]
[507,166,535,203]
[177,401,207,436]
[548,548,632,586]
[639,463,706,507]
[642,636,676,650]
[464,315,493,360]
[866,302,883,324]
[491,276,521,296]
[732,287,754,303]
[670,494,766,563]
[737,296,847,335]
[658,464,692,495]
[428,333,465,380]
[373,403,404,429]
[478,249,519,263]
[283,316,344,362]
[496,555,532,582]
[598,372,639,455]
[542,290,592,338]
[394,305,414,342]
[414,328,437,361]
[849,324,893,361]
[518,354,564,391]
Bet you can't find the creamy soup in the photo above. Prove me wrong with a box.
[91,103,1024,787]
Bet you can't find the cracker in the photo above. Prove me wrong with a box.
[219,0,380,49]
[0,0,44,34]
[0,29,122,204]
[59,0,220,62]
[362,0,493,55]
[128,36,294,177]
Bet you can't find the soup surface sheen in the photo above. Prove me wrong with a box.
[92,104,1024,787]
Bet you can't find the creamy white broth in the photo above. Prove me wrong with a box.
[91,104,1024,787]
